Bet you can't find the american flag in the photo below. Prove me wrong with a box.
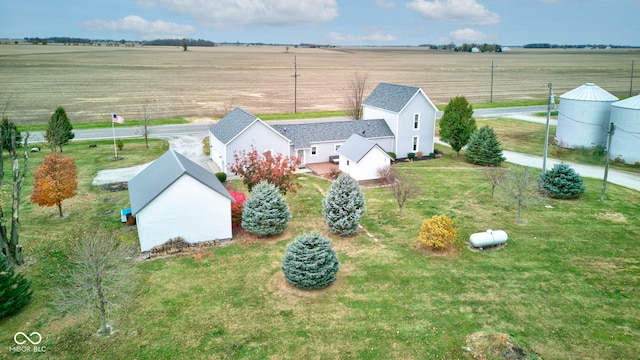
[112,114,125,124]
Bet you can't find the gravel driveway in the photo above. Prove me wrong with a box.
[92,135,217,186]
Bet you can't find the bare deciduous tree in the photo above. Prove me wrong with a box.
[345,72,369,120]
[57,229,138,335]
[0,109,29,266]
[213,98,237,118]
[140,98,155,148]
[378,165,421,216]
[482,168,507,198]
[496,167,538,224]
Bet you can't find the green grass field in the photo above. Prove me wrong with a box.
[0,133,638,359]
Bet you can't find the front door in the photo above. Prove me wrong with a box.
[297,149,306,166]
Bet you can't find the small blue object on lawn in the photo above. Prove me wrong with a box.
[121,208,132,223]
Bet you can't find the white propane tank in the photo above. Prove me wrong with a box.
[469,229,508,248]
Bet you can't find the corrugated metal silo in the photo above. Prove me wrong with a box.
[556,83,618,148]
[609,94,640,164]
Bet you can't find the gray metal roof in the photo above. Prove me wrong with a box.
[270,119,393,149]
[209,107,259,144]
[129,149,233,215]
[338,134,391,163]
[612,93,640,110]
[362,82,421,112]
[560,83,618,102]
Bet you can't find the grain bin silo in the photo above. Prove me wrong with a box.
[556,83,618,148]
[609,94,640,164]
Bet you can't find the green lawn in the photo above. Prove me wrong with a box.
[0,138,638,359]
[473,118,640,173]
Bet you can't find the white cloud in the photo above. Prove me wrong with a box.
[137,0,338,28]
[406,0,500,26]
[81,15,195,39]
[448,28,492,43]
[327,27,397,44]
[375,0,396,9]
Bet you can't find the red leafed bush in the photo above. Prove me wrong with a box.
[228,146,301,195]
[229,190,247,230]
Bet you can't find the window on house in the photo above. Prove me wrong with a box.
[334,144,341,153]
[413,113,420,130]
[412,136,419,152]
[311,146,317,156]
[346,160,350,166]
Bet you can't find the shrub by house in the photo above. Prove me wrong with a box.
[241,182,291,237]
[322,173,366,236]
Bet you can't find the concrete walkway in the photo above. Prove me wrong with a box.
[432,141,640,192]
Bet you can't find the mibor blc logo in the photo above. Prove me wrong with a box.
[10,331,46,353]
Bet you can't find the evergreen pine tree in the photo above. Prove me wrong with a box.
[0,260,33,319]
[538,163,586,199]
[322,173,366,236]
[0,116,21,152]
[439,96,476,155]
[46,106,75,152]
[241,182,291,237]
[465,125,506,166]
[281,232,340,290]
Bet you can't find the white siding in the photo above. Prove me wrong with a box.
[363,107,398,153]
[339,146,391,181]
[363,93,436,158]
[209,133,225,170]
[136,175,232,252]
[307,141,344,163]
[396,95,436,158]
[306,137,394,164]
[225,121,290,174]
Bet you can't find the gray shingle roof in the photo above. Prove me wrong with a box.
[338,134,391,163]
[209,107,259,144]
[270,119,393,149]
[362,82,421,113]
[129,149,233,215]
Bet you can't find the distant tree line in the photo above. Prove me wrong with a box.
[524,43,638,49]
[24,37,119,44]
[143,39,217,47]
[419,43,503,52]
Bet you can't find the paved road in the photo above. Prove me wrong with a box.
[33,105,640,191]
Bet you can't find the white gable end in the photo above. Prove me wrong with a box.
[136,175,232,252]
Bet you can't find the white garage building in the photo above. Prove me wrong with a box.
[128,149,234,252]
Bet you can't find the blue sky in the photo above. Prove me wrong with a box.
[1,0,639,46]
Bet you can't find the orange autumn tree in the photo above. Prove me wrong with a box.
[31,152,78,217]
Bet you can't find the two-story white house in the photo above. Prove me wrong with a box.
[362,83,438,158]
[209,83,438,174]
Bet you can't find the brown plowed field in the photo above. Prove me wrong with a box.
[1,44,638,123]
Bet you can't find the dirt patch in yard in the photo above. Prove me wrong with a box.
[594,212,627,223]
[464,332,539,360]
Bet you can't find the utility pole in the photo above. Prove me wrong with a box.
[630,60,635,97]
[292,56,300,113]
[542,82,553,175]
[490,60,494,103]
[600,122,615,202]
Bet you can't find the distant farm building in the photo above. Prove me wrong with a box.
[609,93,640,164]
[555,83,618,148]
